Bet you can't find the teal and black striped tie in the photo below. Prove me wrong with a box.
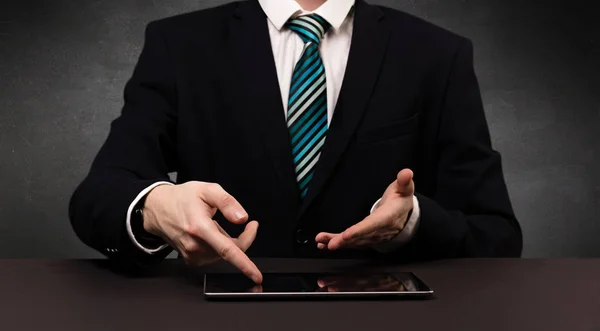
[286,14,331,198]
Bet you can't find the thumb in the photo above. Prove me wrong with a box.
[199,183,248,224]
[395,169,414,197]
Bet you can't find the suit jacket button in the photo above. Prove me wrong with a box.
[296,229,309,244]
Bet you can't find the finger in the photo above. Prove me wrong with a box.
[327,233,346,250]
[317,243,326,250]
[381,181,398,199]
[315,232,337,244]
[395,168,414,197]
[232,220,259,252]
[202,230,263,284]
[200,183,248,224]
[327,234,374,250]
[249,284,263,293]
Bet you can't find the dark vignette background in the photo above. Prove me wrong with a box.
[0,0,598,258]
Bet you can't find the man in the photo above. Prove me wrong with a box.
[69,0,522,284]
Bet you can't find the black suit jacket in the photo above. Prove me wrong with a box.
[69,0,522,266]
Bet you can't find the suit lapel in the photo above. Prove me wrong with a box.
[298,0,391,218]
[230,1,301,214]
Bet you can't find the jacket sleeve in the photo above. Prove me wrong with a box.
[69,21,176,267]
[403,38,523,259]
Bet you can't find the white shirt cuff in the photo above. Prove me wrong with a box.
[371,195,421,253]
[125,181,174,254]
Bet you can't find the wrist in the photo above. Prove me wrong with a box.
[143,184,171,236]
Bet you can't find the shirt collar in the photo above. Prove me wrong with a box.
[258,0,355,31]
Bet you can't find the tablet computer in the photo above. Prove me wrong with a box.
[204,272,433,299]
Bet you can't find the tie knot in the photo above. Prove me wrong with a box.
[286,14,331,45]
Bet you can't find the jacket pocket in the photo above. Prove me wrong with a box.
[356,112,419,144]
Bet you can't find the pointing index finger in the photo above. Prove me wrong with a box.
[202,229,263,284]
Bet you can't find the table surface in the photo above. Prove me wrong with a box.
[1,258,600,331]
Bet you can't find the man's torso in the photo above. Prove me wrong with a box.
[142,0,464,258]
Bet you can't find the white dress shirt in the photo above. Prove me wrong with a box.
[126,0,420,254]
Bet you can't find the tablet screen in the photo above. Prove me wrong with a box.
[204,272,433,298]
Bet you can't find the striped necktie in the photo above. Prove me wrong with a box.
[286,14,331,198]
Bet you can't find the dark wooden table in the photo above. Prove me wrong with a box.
[1,258,599,331]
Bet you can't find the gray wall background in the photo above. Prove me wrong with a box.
[0,0,598,258]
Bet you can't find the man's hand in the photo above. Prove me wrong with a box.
[315,169,415,250]
[142,181,263,284]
